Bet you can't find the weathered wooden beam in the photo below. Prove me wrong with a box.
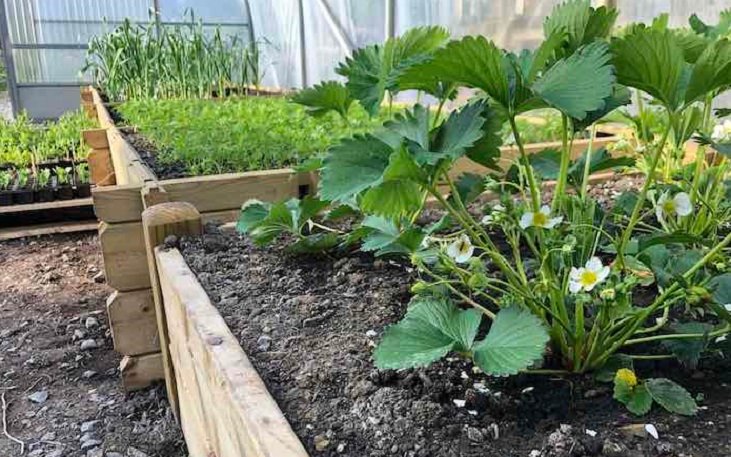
[107,290,159,356]
[120,353,164,391]
[142,202,203,418]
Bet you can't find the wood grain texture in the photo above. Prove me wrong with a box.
[161,169,300,214]
[156,248,309,457]
[107,127,156,186]
[120,353,164,391]
[99,221,150,292]
[92,184,145,223]
[107,289,159,356]
[142,202,203,418]
[83,128,109,149]
[87,148,116,186]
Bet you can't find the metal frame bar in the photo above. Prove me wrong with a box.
[385,0,396,39]
[315,0,354,54]
[298,0,307,87]
[0,0,19,117]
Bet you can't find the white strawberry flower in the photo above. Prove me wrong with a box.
[711,120,731,141]
[655,191,692,223]
[446,234,474,264]
[569,257,610,293]
[519,205,563,230]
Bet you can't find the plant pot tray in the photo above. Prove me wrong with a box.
[0,197,96,230]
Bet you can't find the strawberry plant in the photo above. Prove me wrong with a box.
[239,1,731,416]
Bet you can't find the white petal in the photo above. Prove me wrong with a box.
[453,399,466,408]
[520,212,533,229]
[569,280,583,293]
[585,429,597,437]
[545,216,563,229]
[645,424,659,440]
[725,304,731,311]
[596,266,610,284]
[584,280,598,291]
[455,245,474,264]
[585,257,603,272]
[673,192,692,216]
[481,214,494,225]
[494,204,506,212]
[446,241,461,259]
[569,267,582,281]
[539,205,551,216]
[712,125,724,140]
[655,204,665,223]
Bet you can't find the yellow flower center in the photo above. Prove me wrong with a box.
[458,240,470,254]
[532,212,548,227]
[662,199,676,214]
[615,368,638,387]
[580,270,598,287]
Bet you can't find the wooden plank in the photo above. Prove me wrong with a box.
[0,197,92,214]
[107,127,156,186]
[99,221,149,292]
[107,289,159,356]
[142,202,203,418]
[87,148,117,186]
[162,169,299,214]
[0,221,98,242]
[83,128,109,149]
[120,353,164,391]
[92,183,145,223]
[156,247,308,457]
[91,87,115,129]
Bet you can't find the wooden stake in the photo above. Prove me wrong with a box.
[141,200,202,420]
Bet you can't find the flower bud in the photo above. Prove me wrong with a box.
[468,273,489,290]
[600,288,616,301]
[410,281,428,294]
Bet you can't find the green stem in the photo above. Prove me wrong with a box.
[623,325,730,346]
[616,112,675,268]
[580,124,597,200]
[509,116,541,211]
[552,114,572,212]
[690,94,714,197]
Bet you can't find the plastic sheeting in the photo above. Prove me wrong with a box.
[248,0,731,90]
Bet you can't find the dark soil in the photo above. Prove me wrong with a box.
[124,132,188,180]
[0,234,186,457]
[180,228,731,457]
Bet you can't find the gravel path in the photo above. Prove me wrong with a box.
[0,233,186,457]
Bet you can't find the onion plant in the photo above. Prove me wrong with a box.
[85,13,262,101]
[239,1,731,416]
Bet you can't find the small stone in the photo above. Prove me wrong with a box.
[619,423,653,439]
[126,447,149,457]
[82,370,98,379]
[93,271,105,284]
[314,434,330,451]
[106,453,124,457]
[87,449,104,457]
[163,235,179,249]
[85,317,99,329]
[27,390,49,404]
[336,443,346,453]
[466,426,484,442]
[81,420,101,433]
[81,439,102,450]
[602,439,629,456]
[41,431,56,441]
[365,330,377,338]
[257,335,272,352]
[80,339,98,350]
[46,451,64,457]
[73,329,87,340]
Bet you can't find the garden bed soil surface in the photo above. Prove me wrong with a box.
[124,131,188,180]
[180,227,731,457]
[0,234,186,457]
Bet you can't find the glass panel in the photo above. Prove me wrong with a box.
[615,0,729,27]
[12,48,89,83]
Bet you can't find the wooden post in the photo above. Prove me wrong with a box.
[83,129,116,186]
[139,201,203,419]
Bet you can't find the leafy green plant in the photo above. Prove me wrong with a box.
[54,166,71,186]
[85,14,263,101]
[75,163,89,185]
[35,168,51,188]
[0,170,12,190]
[116,97,391,174]
[238,1,731,416]
[613,368,697,416]
[16,168,31,189]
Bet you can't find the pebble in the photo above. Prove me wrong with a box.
[85,317,100,329]
[46,451,64,457]
[80,339,98,350]
[127,447,149,457]
[73,329,87,341]
[81,439,103,450]
[314,434,330,451]
[466,426,484,442]
[41,431,56,441]
[602,439,629,456]
[87,448,104,457]
[28,390,49,404]
[81,420,102,433]
[256,335,272,351]
[82,370,98,379]
[106,453,124,457]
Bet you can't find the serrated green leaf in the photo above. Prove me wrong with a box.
[684,38,731,105]
[237,200,271,234]
[709,273,731,306]
[361,180,423,219]
[637,232,704,253]
[567,146,634,188]
[533,41,615,120]
[661,322,712,369]
[572,84,631,132]
[543,0,618,56]
[472,307,549,376]
[287,233,341,253]
[337,26,449,115]
[625,384,653,416]
[374,297,482,369]
[319,134,394,203]
[451,173,485,206]
[528,148,561,180]
[360,215,425,256]
[423,101,487,163]
[646,378,698,416]
[464,102,505,169]
[611,27,687,110]
[385,105,430,150]
[291,81,354,118]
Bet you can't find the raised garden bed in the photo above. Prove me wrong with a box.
[84,85,627,390]
[144,208,731,457]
